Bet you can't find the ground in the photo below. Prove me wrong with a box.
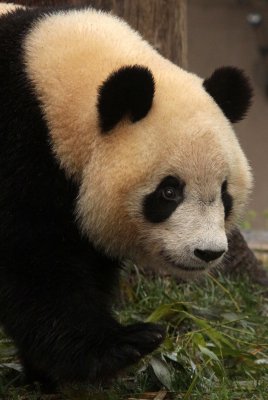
[0,263,268,400]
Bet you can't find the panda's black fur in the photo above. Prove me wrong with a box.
[0,7,164,388]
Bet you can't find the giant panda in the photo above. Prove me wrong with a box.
[0,3,252,388]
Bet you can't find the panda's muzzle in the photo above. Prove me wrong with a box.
[160,250,207,272]
[160,247,225,272]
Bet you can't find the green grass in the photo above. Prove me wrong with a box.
[0,265,268,399]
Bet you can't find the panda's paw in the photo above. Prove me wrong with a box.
[93,323,165,380]
[117,322,165,360]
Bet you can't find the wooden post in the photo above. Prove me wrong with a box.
[12,0,187,68]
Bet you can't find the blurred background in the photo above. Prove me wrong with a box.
[188,0,268,229]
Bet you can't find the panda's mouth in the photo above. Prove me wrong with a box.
[159,250,207,272]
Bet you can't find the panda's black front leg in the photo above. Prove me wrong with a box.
[20,315,164,386]
[1,245,164,387]
[19,320,164,388]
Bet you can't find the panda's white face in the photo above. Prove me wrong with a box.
[77,93,251,279]
[122,132,245,278]
[128,173,229,278]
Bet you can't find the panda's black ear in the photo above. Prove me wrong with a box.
[97,65,155,132]
[203,67,253,123]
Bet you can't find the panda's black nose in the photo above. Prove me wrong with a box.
[194,249,225,263]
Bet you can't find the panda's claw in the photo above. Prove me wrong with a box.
[119,322,165,356]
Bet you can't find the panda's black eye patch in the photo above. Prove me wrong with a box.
[221,180,233,219]
[143,176,185,223]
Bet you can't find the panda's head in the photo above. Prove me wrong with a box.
[23,11,252,278]
[76,65,252,278]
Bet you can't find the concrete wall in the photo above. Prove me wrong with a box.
[188,0,268,228]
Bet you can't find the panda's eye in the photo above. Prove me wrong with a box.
[143,175,185,223]
[162,187,178,201]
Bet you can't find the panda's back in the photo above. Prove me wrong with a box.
[0,8,80,251]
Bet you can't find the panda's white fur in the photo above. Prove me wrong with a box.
[0,3,24,15]
[21,8,252,279]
